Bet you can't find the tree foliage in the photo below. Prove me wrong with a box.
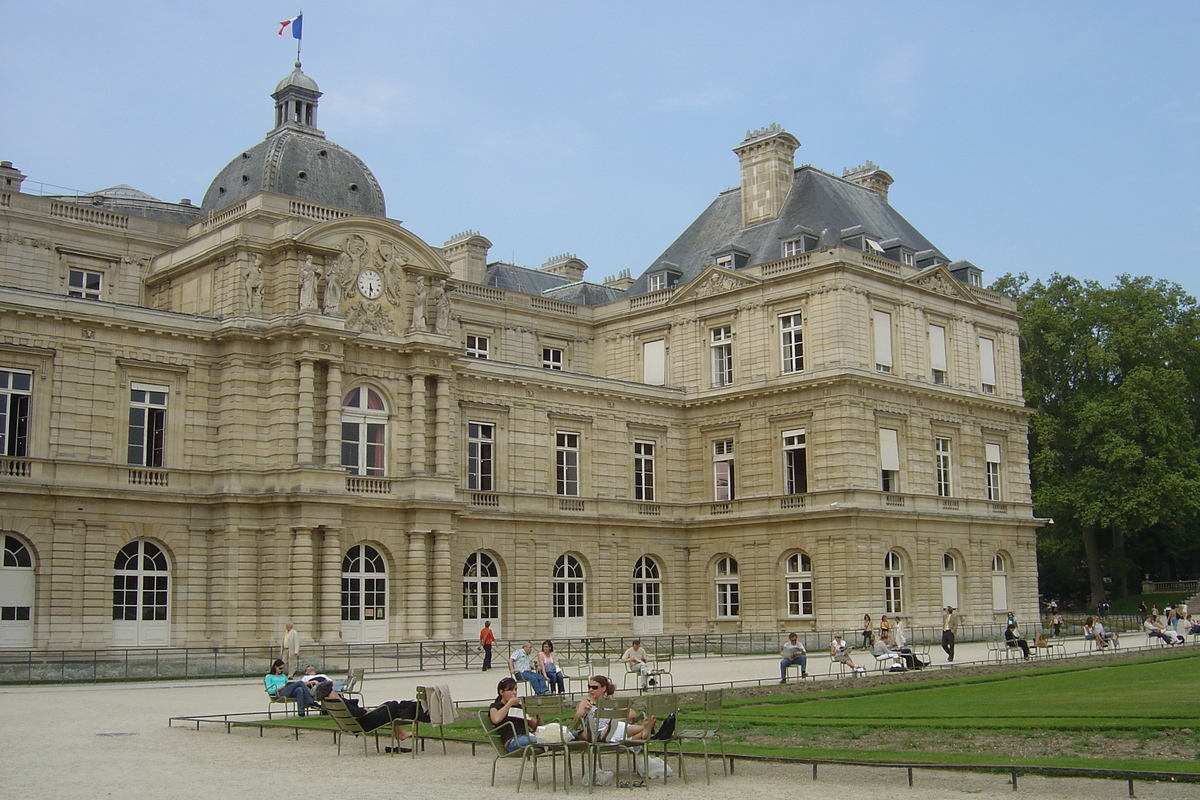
[992,273,1200,605]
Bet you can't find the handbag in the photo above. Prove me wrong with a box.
[650,712,676,740]
[534,722,566,743]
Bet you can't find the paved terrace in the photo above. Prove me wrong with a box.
[1,636,1194,800]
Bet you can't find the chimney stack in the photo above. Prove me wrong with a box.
[843,161,894,203]
[441,231,492,284]
[732,124,800,228]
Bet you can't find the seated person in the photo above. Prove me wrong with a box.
[871,638,907,671]
[538,640,566,694]
[1082,617,1096,641]
[883,633,926,671]
[829,633,865,674]
[620,638,654,690]
[1004,623,1031,659]
[264,658,317,715]
[489,676,545,751]
[1144,615,1184,644]
[312,680,424,752]
[298,663,353,691]
[779,632,808,681]
[1185,615,1200,636]
[1092,619,1118,648]
[573,674,654,742]
[509,641,549,695]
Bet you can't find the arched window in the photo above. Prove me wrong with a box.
[462,552,500,637]
[785,552,813,617]
[884,551,903,614]
[553,554,586,636]
[991,553,1009,612]
[1,534,34,647]
[341,387,387,476]
[632,556,662,635]
[715,556,739,617]
[341,544,388,643]
[112,540,170,646]
[941,552,959,610]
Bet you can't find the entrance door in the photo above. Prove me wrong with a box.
[632,556,662,636]
[462,551,501,639]
[552,554,586,638]
[0,535,34,648]
[340,544,389,643]
[111,540,170,647]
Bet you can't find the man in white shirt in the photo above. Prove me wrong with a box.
[621,639,653,690]
[779,632,808,682]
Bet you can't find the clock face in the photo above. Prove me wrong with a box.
[357,269,383,299]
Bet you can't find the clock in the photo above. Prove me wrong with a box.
[357,269,383,299]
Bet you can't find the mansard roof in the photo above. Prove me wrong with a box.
[629,165,949,296]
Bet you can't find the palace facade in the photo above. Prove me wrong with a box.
[0,66,1038,649]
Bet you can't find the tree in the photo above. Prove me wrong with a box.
[994,273,1200,606]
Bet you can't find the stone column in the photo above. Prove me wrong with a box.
[406,530,429,639]
[290,526,317,633]
[48,518,87,648]
[296,358,315,463]
[318,527,343,643]
[324,362,343,467]
[409,373,427,474]
[434,375,452,475]
[429,530,454,638]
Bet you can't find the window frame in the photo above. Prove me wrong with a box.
[935,436,953,497]
[710,325,733,387]
[782,428,808,495]
[341,386,388,477]
[883,550,904,614]
[541,347,563,370]
[985,443,1002,501]
[632,556,662,619]
[714,556,740,618]
[555,430,580,497]
[785,552,813,617]
[467,421,495,491]
[465,334,490,359]
[0,368,32,458]
[779,313,804,374]
[713,438,735,501]
[128,382,168,468]
[68,267,103,300]
[633,439,656,502]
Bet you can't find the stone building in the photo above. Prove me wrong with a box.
[0,68,1038,649]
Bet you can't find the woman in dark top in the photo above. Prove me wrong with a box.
[312,680,423,751]
[1004,623,1031,659]
[489,676,542,752]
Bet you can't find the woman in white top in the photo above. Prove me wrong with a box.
[829,633,865,674]
[538,640,565,694]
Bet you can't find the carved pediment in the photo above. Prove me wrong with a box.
[905,265,978,303]
[669,266,759,304]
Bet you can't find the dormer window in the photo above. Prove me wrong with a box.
[781,234,817,258]
[712,245,750,270]
[715,255,733,268]
[863,237,885,254]
[648,273,667,292]
[902,251,915,266]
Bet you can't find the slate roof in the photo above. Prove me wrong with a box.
[626,166,949,296]
[482,262,626,306]
[53,184,203,225]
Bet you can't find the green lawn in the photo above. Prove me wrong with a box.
[714,650,1200,773]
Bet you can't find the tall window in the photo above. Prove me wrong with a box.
[467,422,494,491]
[462,552,500,623]
[647,273,667,292]
[1,369,32,458]
[713,438,735,501]
[68,268,103,300]
[341,544,387,623]
[128,383,167,467]
[710,326,732,387]
[929,324,947,385]
[978,336,996,394]
[556,431,580,496]
[542,347,563,370]
[991,553,1009,611]
[879,428,900,492]
[873,310,893,373]
[112,541,169,624]
[785,552,813,617]
[780,313,804,373]
[715,556,739,617]
[985,444,1002,501]
[941,552,960,609]
[782,429,808,494]
[341,387,387,476]
[935,437,952,497]
[553,554,585,621]
[642,339,666,385]
[884,551,903,614]
[634,440,655,501]
[466,335,489,359]
[632,556,661,619]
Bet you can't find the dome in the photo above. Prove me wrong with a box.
[201,65,386,218]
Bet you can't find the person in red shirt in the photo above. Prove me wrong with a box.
[479,620,497,671]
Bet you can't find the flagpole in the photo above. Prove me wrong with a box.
[296,10,302,63]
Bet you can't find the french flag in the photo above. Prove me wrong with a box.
[278,14,303,39]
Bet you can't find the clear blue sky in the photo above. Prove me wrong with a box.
[3,2,1197,296]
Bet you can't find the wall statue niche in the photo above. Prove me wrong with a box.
[409,273,428,331]
[431,278,453,334]
[299,254,322,311]
[244,254,264,315]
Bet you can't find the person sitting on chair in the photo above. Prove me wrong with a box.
[264,658,317,715]
[489,676,545,752]
[779,632,808,682]
[573,674,655,742]
[538,640,566,694]
[312,680,422,752]
[829,633,865,675]
[509,641,549,695]
[620,638,655,690]
[871,638,908,671]
[1005,623,1031,659]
